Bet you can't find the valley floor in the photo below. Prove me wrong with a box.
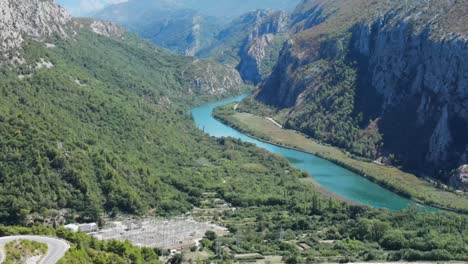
[213,105,468,214]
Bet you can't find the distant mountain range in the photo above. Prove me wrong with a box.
[94,0,299,83]
[94,0,300,18]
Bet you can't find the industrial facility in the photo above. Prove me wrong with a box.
[92,217,227,249]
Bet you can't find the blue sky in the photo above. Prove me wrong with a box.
[55,0,128,16]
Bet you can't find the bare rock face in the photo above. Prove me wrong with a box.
[450,165,468,190]
[255,0,468,184]
[183,60,243,96]
[246,10,289,41]
[236,10,290,84]
[0,0,71,62]
[89,20,125,38]
[350,11,468,174]
[237,34,275,84]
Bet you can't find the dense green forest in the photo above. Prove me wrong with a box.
[216,203,467,263]
[0,29,249,225]
[0,25,328,228]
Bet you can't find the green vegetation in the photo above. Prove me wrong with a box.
[4,239,47,264]
[215,203,468,263]
[260,59,383,160]
[0,226,160,263]
[0,28,247,225]
[0,6,466,263]
[213,104,468,213]
[256,34,288,80]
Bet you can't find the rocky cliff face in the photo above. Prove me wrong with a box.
[349,6,468,176]
[0,0,71,63]
[94,0,225,56]
[182,59,244,96]
[254,0,468,185]
[1,0,244,98]
[236,11,290,84]
[204,9,290,84]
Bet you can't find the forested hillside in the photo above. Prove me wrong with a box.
[0,0,249,225]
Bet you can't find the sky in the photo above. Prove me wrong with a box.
[55,0,128,16]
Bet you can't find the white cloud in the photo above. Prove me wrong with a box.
[56,0,128,16]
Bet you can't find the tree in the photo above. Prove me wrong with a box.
[380,230,407,250]
[370,220,390,241]
[169,254,183,264]
[205,230,217,241]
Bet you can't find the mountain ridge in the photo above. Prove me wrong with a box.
[246,0,468,189]
[0,0,246,224]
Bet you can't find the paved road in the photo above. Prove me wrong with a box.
[0,235,69,264]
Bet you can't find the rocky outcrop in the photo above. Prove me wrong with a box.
[89,20,125,38]
[233,10,290,84]
[0,0,71,63]
[349,13,468,176]
[253,0,468,184]
[237,34,275,84]
[450,165,468,190]
[245,10,289,41]
[184,16,202,56]
[182,60,244,96]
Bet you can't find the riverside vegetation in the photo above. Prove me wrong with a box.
[214,103,468,213]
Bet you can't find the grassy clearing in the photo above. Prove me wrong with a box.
[4,240,48,264]
[213,104,468,213]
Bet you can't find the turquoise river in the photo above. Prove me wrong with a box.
[192,94,434,211]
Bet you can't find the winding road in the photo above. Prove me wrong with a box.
[0,235,69,264]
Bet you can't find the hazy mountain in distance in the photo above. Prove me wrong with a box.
[176,0,301,17]
[93,0,300,56]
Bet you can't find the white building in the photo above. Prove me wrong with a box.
[78,223,98,233]
[64,224,79,233]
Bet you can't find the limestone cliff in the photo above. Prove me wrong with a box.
[0,0,244,99]
[235,11,290,84]
[181,59,244,96]
[254,0,468,185]
[0,0,71,63]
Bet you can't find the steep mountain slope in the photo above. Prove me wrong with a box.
[248,0,468,188]
[0,0,70,64]
[92,0,305,86]
[0,0,254,225]
[174,0,301,17]
[93,0,224,56]
[200,10,291,84]
[93,0,300,60]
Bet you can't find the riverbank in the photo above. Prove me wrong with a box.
[213,104,468,214]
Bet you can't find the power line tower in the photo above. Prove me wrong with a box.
[215,240,222,260]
